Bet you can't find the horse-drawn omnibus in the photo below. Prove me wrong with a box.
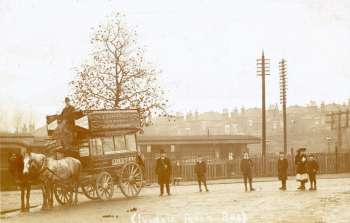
[46,109,144,205]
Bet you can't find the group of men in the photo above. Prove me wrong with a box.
[155,148,319,196]
[155,150,209,196]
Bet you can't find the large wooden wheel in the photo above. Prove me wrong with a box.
[96,171,114,200]
[119,162,143,198]
[54,183,73,205]
[81,182,99,200]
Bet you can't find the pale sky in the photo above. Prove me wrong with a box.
[0,0,350,128]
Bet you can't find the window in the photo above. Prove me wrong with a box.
[146,145,151,153]
[90,138,103,156]
[228,152,234,160]
[101,137,115,154]
[89,134,137,156]
[125,134,137,151]
[114,136,126,151]
[79,140,90,157]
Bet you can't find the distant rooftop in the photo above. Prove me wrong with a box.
[138,135,260,145]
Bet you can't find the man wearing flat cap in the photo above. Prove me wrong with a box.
[155,149,172,196]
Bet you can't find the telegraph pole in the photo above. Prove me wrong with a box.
[279,59,288,154]
[326,109,350,172]
[257,50,270,173]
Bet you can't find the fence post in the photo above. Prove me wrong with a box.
[291,147,295,174]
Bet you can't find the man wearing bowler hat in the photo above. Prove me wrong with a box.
[155,149,172,196]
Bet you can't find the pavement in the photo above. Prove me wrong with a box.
[1,173,350,223]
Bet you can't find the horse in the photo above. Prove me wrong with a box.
[22,152,81,209]
[8,152,34,212]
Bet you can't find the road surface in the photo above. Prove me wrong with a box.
[1,177,350,223]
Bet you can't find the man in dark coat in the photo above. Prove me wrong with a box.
[61,97,76,130]
[58,97,76,151]
[155,150,172,196]
[194,155,209,192]
[295,148,308,190]
[240,151,255,192]
[277,152,288,190]
[307,154,319,190]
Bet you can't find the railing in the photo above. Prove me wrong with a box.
[143,152,350,183]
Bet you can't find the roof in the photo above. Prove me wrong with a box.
[0,132,34,139]
[137,135,260,145]
[0,133,50,150]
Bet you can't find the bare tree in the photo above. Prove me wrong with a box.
[70,13,168,126]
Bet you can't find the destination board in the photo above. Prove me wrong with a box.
[88,110,141,132]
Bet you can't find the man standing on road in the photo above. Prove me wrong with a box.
[194,155,209,192]
[155,150,172,196]
[277,152,288,190]
[240,151,255,192]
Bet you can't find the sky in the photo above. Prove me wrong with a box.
[0,0,350,128]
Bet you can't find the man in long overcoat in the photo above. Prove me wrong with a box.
[277,152,288,190]
[194,155,209,192]
[240,151,255,192]
[155,150,172,196]
[61,97,75,131]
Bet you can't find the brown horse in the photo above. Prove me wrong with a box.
[8,152,32,212]
[22,152,81,209]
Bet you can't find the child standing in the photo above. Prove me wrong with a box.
[307,154,319,190]
[277,152,288,190]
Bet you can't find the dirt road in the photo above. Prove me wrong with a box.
[1,177,350,223]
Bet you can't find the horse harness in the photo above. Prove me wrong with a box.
[37,157,65,182]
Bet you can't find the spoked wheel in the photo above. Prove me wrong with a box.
[81,182,99,200]
[54,183,73,205]
[96,171,114,200]
[119,162,143,198]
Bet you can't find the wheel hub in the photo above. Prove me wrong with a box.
[128,176,135,184]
